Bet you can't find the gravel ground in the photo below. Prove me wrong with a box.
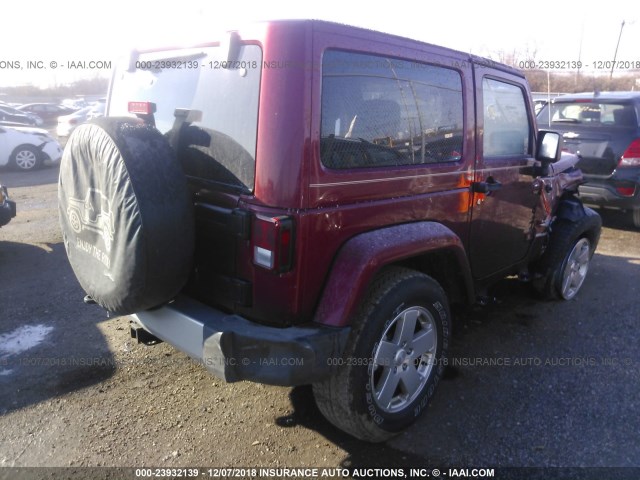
[0,165,638,479]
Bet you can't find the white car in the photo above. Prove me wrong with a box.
[57,106,93,138]
[86,103,105,121]
[0,125,63,171]
[57,104,106,138]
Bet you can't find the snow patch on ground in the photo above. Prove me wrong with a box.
[0,324,54,358]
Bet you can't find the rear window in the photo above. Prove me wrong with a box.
[109,45,262,193]
[538,101,638,128]
[320,50,464,169]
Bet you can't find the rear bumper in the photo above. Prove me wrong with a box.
[578,183,639,211]
[131,296,350,386]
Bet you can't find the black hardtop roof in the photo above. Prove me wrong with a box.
[130,19,525,79]
[307,19,523,77]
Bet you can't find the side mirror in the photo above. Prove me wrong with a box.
[536,130,563,164]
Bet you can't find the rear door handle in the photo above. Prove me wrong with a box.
[472,178,502,194]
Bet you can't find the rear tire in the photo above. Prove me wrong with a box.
[312,267,450,442]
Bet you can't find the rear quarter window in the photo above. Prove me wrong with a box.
[320,50,464,169]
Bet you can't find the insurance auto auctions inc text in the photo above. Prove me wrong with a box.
[193,467,495,478]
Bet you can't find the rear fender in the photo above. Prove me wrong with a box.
[313,222,473,327]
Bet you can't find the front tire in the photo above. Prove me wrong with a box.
[556,237,591,300]
[533,208,601,300]
[312,267,451,442]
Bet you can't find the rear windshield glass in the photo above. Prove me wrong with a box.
[321,50,464,169]
[109,45,262,192]
[537,101,638,128]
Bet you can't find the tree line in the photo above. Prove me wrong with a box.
[524,70,638,93]
[1,67,635,102]
[0,77,109,99]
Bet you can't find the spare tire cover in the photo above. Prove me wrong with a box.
[59,117,195,315]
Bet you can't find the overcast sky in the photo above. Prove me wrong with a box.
[1,0,638,87]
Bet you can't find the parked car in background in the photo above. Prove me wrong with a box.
[61,99,89,110]
[86,102,105,121]
[0,182,16,227]
[56,106,94,138]
[537,92,640,228]
[0,106,39,126]
[0,105,43,126]
[533,99,548,116]
[16,103,76,124]
[57,103,106,140]
[0,125,63,171]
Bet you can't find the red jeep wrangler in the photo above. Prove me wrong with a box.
[59,20,601,442]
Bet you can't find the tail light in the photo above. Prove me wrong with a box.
[128,101,156,115]
[252,215,294,273]
[618,139,640,167]
[615,185,636,197]
[128,101,156,126]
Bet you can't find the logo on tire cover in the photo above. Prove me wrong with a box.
[66,188,115,266]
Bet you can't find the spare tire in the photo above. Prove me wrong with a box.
[59,117,195,315]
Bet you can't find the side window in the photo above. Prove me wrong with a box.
[482,78,531,156]
[321,50,464,169]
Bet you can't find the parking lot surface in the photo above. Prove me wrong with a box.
[0,166,638,473]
